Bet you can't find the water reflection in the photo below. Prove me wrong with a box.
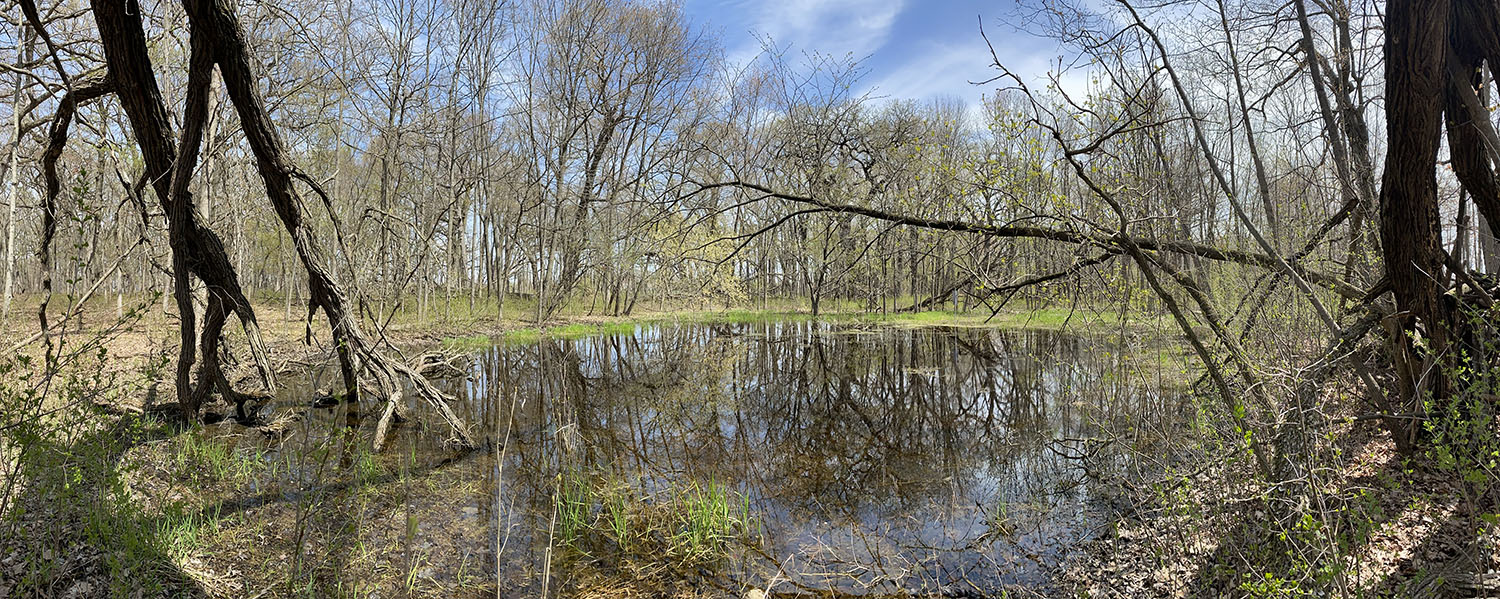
[263,321,1182,596]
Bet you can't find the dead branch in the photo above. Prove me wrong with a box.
[692,180,1363,301]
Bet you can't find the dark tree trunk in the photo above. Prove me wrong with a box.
[167,18,214,419]
[88,0,277,418]
[1380,0,1453,452]
[181,0,472,450]
[1446,0,1500,240]
[1446,67,1500,238]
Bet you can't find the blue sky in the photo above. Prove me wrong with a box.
[682,0,1079,112]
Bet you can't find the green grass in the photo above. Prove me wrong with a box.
[503,329,541,344]
[550,323,605,339]
[41,288,1159,351]
[692,309,813,324]
[548,470,756,564]
[604,485,633,550]
[172,428,267,482]
[672,479,751,562]
[354,445,385,485]
[595,321,642,335]
[84,498,213,597]
[154,503,224,562]
[843,310,967,326]
[441,334,495,350]
[4,412,215,597]
[989,307,1127,329]
[556,469,592,548]
[443,312,782,347]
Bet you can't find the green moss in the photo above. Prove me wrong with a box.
[441,334,494,350]
[502,329,541,344]
[549,323,602,339]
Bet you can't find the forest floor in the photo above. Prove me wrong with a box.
[1055,422,1500,598]
[2,295,1492,598]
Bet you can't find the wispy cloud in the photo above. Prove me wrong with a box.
[687,0,1086,117]
[861,22,1085,122]
[865,38,990,105]
[716,0,906,66]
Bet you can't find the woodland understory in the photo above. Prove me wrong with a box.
[3,0,1500,597]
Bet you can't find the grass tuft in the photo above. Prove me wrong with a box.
[672,479,751,562]
[548,471,757,566]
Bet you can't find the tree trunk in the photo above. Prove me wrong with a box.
[1482,214,1500,273]
[1380,0,1453,452]
[182,0,472,450]
[3,23,29,322]
[88,0,277,406]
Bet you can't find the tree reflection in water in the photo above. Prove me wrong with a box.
[268,321,1185,596]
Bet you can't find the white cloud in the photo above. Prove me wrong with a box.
[723,0,905,67]
[866,38,986,101]
[691,0,1095,120]
[1003,50,1095,106]
[863,30,1092,124]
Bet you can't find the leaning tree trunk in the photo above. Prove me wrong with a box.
[84,0,470,449]
[181,0,472,450]
[87,0,277,417]
[1445,0,1500,242]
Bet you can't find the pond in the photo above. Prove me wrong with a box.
[226,320,1188,597]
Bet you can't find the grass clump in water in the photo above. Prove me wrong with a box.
[594,321,640,336]
[353,444,386,486]
[603,485,634,551]
[889,310,960,323]
[555,469,593,548]
[549,471,757,566]
[503,329,541,344]
[672,479,752,562]
[548,321,639,339]
[449,322,638,347]
[550,323,602,340]
[700,309,807,324]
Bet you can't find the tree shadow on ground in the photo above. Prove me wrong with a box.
[168,409,487,597]
[1369,503,1496,597]
[1180,431,1496,598]
[1,409,210,598]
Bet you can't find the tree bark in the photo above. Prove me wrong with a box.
[182,0,472,450]
[2,22,27,322]
[88,0,277,406]
[1380,0,1453,451]
[166,17,216,418]
[1446,66,1500,240]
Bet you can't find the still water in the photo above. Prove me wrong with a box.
[241,320,1185,597]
